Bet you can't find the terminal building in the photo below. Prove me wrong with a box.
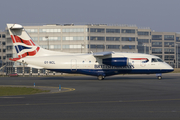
[0,24,180,75]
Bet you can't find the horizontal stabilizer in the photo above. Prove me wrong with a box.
[8,24,23,29]
[93,52,113,57]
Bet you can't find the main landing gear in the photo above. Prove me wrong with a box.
[97,75,105,80]
[157,76,162,80]
[156,73,162,80]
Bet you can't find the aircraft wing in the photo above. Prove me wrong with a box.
[93,51,113,57]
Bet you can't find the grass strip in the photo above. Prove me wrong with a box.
[0,87,50,96]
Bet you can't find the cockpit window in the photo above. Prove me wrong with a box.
[152,58,158,62]
[152,58,163,62]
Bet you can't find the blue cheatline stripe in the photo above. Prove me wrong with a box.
[47,69,174,77]
[15,46,19,53]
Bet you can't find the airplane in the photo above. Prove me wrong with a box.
[7,24,174,80]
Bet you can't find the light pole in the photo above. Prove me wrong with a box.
[45,36,49,75]
[176,44,179,68]
[143,44,147,54]
[45,36,49,50]
[81,44,84,53]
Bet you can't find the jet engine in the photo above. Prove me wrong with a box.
[102,57,128,66]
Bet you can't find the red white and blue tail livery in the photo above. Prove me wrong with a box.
[7,24,174,80]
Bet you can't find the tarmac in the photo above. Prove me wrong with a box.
[0,73,180,120]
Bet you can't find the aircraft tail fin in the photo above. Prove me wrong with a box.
[7,24,68,62]
[7,24,40,61]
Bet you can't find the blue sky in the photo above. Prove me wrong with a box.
[0,0,180,32]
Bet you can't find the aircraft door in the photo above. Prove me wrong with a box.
[71,59,77,72]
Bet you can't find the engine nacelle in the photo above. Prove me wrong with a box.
[102,57,128,67]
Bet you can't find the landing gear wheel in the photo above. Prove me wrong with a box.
[157,76,162,80]
[97,75,104,80]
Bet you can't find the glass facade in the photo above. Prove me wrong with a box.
[63,36,84,40]
[90,37,105,41]
[89,28,105,33]
[152,48,162,54]
[40,37,61,41]
[121,29,135,34]
[106,29,120,33]
[164,35,174,40]
[122,37,135,41]
[25,29,38,33]
[164,55,174,60]
[164,48,174,54]
[137,39,149,45]
[152,42,162,47]
[138,32,149,36]
[62,28,84,32]
[39,29,61,33]
[106,45,120,49]
[164,42,174,47]
[106,37,120,41]
[176,37,180,42]
[152,35,162,40]
[90,45,104,49]
[122,45,135,49]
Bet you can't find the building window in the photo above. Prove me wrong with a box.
[90,28,105,33]
[106,29,120,33]
[62,28,84,32]
[40,45,48,49]
[137,39,149,45]
[2,34,6,38]
[6,54,13,58]
[106,45,120,49]
[164,55,174,60]
[152,48,162,54]
[152,35,162,40]
[122,37,135,41]
[39,29,61,33]
[164,35,174,40]
[63,36,84,40]
[90,45,104,49]
[63,45,69,49]
[121,29,135,34]
[25,29,38,33]
[164,48,174,54]
[137,46,148,53]
[39,37,61,41]
[106,37,120,41]
[2,42,6,45]
[138,32,149,36]
[176,37,180,42]
[6,46,13,50]
[152,42,162,47]
[3,49,6,52]
[31,37,38,41]
[0,34,1,38]
[122,45,135,49]
[164,42,174,47]
[90,37,105,41]
[3,56,6,59]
